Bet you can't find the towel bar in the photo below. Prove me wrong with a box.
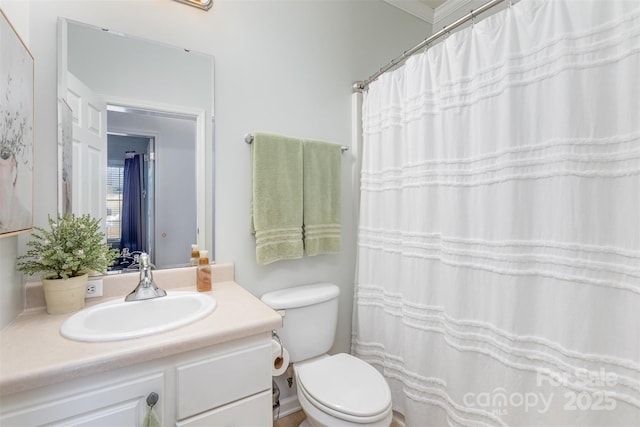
[244,133,349,153]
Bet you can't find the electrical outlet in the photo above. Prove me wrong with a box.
[85,279,103,298]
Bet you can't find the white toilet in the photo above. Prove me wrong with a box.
[262,283,392,427]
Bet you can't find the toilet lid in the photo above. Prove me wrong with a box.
[296,353,391,418]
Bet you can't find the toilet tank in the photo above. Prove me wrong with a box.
[261,283,340,363]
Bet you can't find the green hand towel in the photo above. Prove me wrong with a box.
[251,132,304,265]
[303,139,342,256]
[143,407,161,427]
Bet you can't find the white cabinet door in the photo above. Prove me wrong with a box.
[0,373,163,426]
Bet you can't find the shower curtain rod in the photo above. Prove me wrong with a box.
[244,133,349,153]
[353,0,507,92]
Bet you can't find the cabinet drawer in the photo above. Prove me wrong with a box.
[176,341,271,420]
[175,390,271,426]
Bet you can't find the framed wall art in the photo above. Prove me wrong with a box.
[0,9,34,237]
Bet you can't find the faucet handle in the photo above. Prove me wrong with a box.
[139,253,155,269]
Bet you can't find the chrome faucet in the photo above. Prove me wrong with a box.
[124,253,167,301]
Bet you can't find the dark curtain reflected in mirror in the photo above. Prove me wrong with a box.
[121,152,147,254]
[107,136,153,272]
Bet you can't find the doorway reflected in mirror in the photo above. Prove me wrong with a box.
[107,106,197,270]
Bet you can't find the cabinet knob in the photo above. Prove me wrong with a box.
[146,392,159,408]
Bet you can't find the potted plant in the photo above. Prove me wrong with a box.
[17,213,119,314]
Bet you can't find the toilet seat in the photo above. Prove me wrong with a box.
[295,353,392,423]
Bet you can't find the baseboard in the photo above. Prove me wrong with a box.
[392,410,407,427]
[278,395,302,418]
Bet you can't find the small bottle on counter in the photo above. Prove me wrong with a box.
[197,250,212,292]
[190,244,200,267]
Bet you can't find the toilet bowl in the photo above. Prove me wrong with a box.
[261,283,393,427]
[294,353,392,427]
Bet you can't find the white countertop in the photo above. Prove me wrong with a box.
[0,264,282,396]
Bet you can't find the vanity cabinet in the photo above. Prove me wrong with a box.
[0,334,273,426]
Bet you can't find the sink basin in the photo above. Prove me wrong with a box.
[60,291,216,342]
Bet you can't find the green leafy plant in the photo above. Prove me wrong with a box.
[17,214,119,280]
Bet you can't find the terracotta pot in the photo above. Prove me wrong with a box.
[41,273,88,314]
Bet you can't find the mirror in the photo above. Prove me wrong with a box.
[57,18,214,271]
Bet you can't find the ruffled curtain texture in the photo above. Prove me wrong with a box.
[353,0,640,425]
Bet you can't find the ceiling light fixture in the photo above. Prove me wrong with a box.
[173,0,212,11]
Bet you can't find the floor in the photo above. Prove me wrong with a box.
[274,410,401,427]
[274,410,306,427]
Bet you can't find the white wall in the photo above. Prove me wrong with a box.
[433,0,511,30]
[0,0,428,355]
[67,20,213,113]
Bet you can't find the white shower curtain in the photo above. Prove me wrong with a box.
[353,0,640,426]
